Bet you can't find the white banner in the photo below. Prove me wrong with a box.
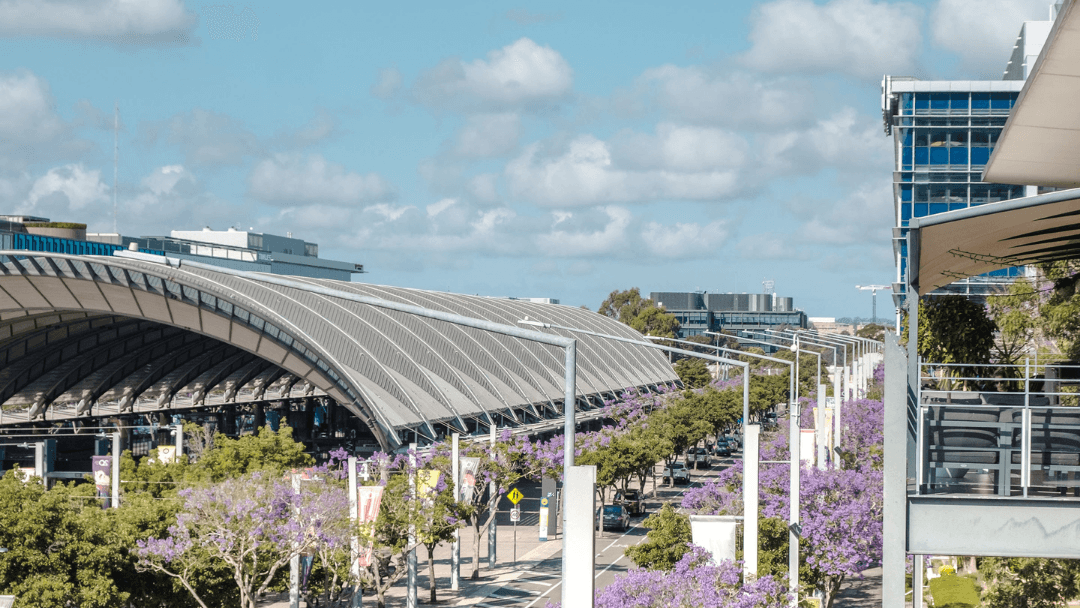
[689,515,739,563]
[800,429,817,467]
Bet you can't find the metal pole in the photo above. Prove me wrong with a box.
[451,433,460,591]
[174,422,183,462]
[789,380,800,607]
[289,473,301,608]
[488,427,497,568]
[348,456,362,608]
[111,431,121,509]
[408,444,418,608]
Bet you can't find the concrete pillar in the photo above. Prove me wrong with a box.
[254,403,265,432]
[563,465,597,608]
[744,425,760,578]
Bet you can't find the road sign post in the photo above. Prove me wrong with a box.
[508,487,523,565]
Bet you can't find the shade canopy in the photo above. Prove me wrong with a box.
[909,188,1080,295]
[984,0,1080,187]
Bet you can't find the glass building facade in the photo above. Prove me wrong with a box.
[882,79,1030,303]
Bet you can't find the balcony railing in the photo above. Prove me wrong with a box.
[916,361,1080,498]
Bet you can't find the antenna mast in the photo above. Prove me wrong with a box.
[113,103,118,235]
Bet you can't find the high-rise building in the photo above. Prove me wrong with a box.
[881,7,1058,314]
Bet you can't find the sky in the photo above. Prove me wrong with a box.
[0,0,1059,318]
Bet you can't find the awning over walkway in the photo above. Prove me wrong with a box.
[984,0,1080,187]
[909,188,1080,295]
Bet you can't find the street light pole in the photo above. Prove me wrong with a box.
[522,323,761,579]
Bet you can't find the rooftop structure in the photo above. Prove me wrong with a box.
[0,217,363,281]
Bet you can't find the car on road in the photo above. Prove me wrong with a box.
[685,447,710,468]
[713,440,731,457]
[663,462,691,484]
[597,505,631,531]
[614,489,645,515]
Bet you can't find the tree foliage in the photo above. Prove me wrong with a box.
[981,557,1080,608]
[624,504,691,570]
[674,357,712,388]
[598,288,680,338]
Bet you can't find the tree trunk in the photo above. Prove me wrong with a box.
[823,574,845,608]
[428,544,437,603]
[471,517,482,579]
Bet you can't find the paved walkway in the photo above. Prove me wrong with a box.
[834,567,883,608]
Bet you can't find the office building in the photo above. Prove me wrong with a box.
[881,9,1056,309]
[649,291,807,339]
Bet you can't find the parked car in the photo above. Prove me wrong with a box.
[597,505,631,531]
[663,462,691,484]
[763,412,779,429]
[714,440,731,457]
[614,489,645,515]
[685,447,711,468]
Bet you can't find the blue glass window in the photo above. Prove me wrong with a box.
[929,147,948,164]
[972,93,990,110]
[901,185,912,201]
[902,148,912,164]
[949,203,967,211]
[930,202,949,214]
[915,147,929,164]
[950,93,968,110]
[914,203,929,217]
[971,147,990,165]
[991,93,1013,110]
[915,94,930,111]
[950,147,968,164]
[901,204,912,221]
[930,93,949,110]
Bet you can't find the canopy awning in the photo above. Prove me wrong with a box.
[984,0,1080,187]
[909,188,1080,295]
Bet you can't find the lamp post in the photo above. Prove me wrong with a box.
[520,322,765,580]
[694,334,802,605]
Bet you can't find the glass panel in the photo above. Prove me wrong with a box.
[915,147,929,164]
[971,148,991,165]
[901,185,912,201]
[950,147,968,164]
[929,130,948,147]
[914,203,929,217]
[930,147,949,164]
[950,92,969,110]
[930,202,949,214]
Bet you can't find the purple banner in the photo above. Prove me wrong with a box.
[92,455,111,497]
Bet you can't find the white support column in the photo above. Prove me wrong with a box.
[348,457,361,608]
[408,443,418,608]
[913,554,924,608]
[174,422,183,462]
[289,473,301,608]
[744,425,760,578]
[111,432,121,509]
[451,433,460,591]
[563,465,596,608]
[816,385,827,470]
[789,399,800,607]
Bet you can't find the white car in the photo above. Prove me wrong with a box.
[663,462,691,484]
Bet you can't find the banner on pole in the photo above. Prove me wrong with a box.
[800,429,816,466]
[689,515,739,563]
[459,457,480,500]
[418,470,441,496]
[356,485,385,568]
[92,456,112,496]
[156,445,177,465]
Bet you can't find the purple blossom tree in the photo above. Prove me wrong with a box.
[549,546,789,608]
[135,471,346,608]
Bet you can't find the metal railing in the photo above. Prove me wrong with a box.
[916,360,1080,498]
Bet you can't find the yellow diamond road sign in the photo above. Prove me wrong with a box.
[508,487,524,504]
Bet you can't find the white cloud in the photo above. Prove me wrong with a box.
[642,219,731,259]
[931,0,1050,74]
[371,67,403,100]
[795,182,893,247]
[637,66,813,129]
[24,164,108,211]
[505,127,746,207]
[248,153,395,205]
[414,38,572,109]
[535,207,633,257]
[760,108,891,177]
[742,0,923,79]
[0,0,198,46]
[454,113,521,157]
[0,71,64,144]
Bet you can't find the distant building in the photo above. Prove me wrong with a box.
[649,291,807,339]
[0,218,362,281]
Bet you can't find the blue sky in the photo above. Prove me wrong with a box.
[0,0,1056,317]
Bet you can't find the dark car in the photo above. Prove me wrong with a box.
[714,440,731,457]
[597,505,631,531]
[614,489,645,515]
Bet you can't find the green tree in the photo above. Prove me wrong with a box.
[856,323,888,342]
[187,425,314,482]
[624,504,691,570]
[981,557,1080,608]
[598,288,680,338]
[650,398,711,485]
[674,357,712,388]
[904,296,996,387]
[988,278,1041,366]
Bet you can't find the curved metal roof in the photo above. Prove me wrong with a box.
[0,252,676,447]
